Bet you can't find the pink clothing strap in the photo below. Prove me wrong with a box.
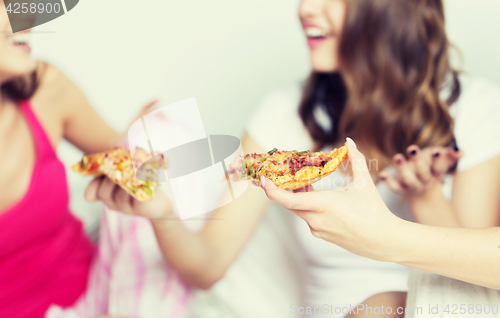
[19,100,55,159]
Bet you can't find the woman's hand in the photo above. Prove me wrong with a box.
[132,99,159,122]
[261,138,406,262]
[379,144,463,197]
[85,177,174,219]
[262,139,500,289]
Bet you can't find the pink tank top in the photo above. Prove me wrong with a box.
[0,101,95,318]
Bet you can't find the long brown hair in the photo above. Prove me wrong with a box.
[299,0,460,167]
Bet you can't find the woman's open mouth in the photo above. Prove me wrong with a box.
[304,26,332,49]
[6,32,32,53]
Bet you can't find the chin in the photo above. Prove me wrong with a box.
[311,62,338,73]
[310,55,338,73]
[0,62,37,82]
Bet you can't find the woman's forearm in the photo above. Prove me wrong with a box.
[394,219,500,289]
[150,186,270,289]
[151,218,225,289]
[407,186,461,227]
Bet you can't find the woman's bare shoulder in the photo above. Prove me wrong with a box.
[30,61,85,117]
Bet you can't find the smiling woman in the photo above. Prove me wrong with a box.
[244,0,500,317]
[0,2,121,317]
[301,0,345,71]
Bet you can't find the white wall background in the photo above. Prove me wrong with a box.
[29,0,500,229]
[30,0,500,138]
[31,0,309,138]
[445,0,500,84]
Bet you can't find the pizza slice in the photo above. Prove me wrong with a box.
[229,146,347,190]
[72,147,167,202]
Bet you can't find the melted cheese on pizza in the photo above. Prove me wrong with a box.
[239,146,347,190]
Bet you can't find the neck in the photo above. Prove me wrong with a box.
[0,87,4,109]
[0,81,12,110]
[0,75,17,108]
[0,74,8,108]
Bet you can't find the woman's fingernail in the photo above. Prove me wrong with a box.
[410,150,417,156]
[454,144,459,152]
[396,158,402,165]
[346,137,357,149]
[380,176,386,181]
[260,176,266,187]
[433,152,440,158]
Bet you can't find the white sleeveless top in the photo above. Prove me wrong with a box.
[246,74,500,317]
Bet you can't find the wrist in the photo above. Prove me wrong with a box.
[379,215,414,263]
[406,183,444,217]
[405,183,461,227]
[139,190,176,220]
[406,182,443,203]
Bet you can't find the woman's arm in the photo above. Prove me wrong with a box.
[263,138,500,290]
[452,155,500,227]
[86,133,272,289]
[153,134,272,288]
[30,62,120,153]
[396,220,500,290]
[407,154,500,228]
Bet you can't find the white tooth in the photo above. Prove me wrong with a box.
[10,33,31,45]
[305,27,328,38]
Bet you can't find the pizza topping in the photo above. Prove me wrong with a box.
[142,185,153,197]
[268,148,278,155]
[241,149,335,176]
[89,162,100,172]
[288,154,332,175]
[248,166,256,178]
[81,156,88,168]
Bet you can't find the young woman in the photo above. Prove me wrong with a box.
[87,0,500,317]
[0,3,121,317]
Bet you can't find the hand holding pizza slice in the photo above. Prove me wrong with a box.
[72,148,167,202]
[229,146,348,190]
